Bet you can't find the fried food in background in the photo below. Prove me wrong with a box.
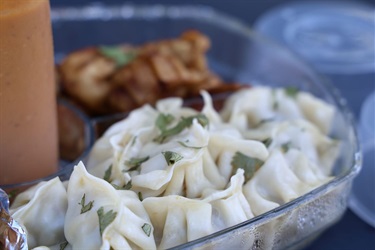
[57,30,243,116]
[58,103,86,161]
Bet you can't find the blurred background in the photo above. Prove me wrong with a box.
[50,0,375,249]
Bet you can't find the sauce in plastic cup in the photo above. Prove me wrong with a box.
[0,0,58,185]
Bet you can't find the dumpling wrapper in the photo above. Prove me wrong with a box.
[10,177,67,248]
[64,162,156,250]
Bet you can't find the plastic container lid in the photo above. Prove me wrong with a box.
[350,91,375,228]
[254,1,375,74]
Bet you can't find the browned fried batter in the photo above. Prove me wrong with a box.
[58,30,244,116]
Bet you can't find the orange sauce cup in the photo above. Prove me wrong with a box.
[0,0,58,185]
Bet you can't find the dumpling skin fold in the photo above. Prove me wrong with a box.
[203,169,254,229]
[243,150,312,216]
[220,86,335,135]
[64,162,156,250]
[143,195,213,249]
[10,177,68,248]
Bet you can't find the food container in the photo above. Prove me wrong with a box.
[0,99,94,193]
[6,4,360,250]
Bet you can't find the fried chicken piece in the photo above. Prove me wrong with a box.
[59,48,117,114]
[58,30,244,116]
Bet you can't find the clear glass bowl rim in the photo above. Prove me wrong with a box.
[14,3,363,249]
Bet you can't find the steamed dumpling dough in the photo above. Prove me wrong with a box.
[143,169,254,249]
[220,86,335,134]
[10,177,67,248]
[11,87,340,250]
[245,119,340,175]
[243,149,312,216]
[267,120,340,175]
[87,99,225,198]
[143,195,213,249]
[208,128,268,181]
[203,169,254,229]
[64,162,156,250]
[86,92,268,198]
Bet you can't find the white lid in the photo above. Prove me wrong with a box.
[254,1,375,74]
[350,91,375,228]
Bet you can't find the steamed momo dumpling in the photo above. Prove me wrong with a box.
[203,169,254,230]
[220,86,335,134]
[86,95,229,198]
[208,127,269,181]
[244,119,340,174]
[86,104,160,187]
[10,177,67,248]
[143,170,254,249]
[86,98,197,188]
[243,149,317,216]
[143,195,214,249]
[65,162,156,250]
[129,117,225,198]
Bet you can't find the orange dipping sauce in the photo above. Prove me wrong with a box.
[0,0,58,185]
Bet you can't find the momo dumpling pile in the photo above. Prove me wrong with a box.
[9,86,341,249]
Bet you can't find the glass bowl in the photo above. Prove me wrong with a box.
[15,4,360,250]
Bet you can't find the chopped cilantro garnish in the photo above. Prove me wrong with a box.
[154,114,209,143]
[78,194,94,214]
[142,223,152,237]
[262,138,273,148]
[281,142,292,153]
[155,113,175,132]
[178,141,203,149]
[231,151,264,182]
[97,207,117,236]
[111,180,132,190]
[59,241,69,250]
[130,136,137,147]
[99,46,137,67]
[284,86,299,98]
[272,89,279,110]
[162,151,183,166]
[138,192,143,201]
[126,156,150,171]
[104,165,112,182]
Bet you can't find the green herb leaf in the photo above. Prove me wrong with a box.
[162,151,183,166]
[104,165,112,182]
[97,207,117,236]
[281,142,292,153]
[154,114,209,143]
[155,113,175,132]
[126,156,150,171]
[142,223,152,237]
[7,189,20,200]
[138,192,143,201]
[262,138,273,148]
[59,241,69,250]
[178,141,203,149]
[78,194,94,214]
[130,136,137,147]
[99,46,137,67]
[231,151,264,182]
[284,86,299,98]
[272,89,279,110]
[111,180,132,190]
[123,180,132,190]
[256,118,274,127]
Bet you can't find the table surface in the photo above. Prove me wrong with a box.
[51,0,375,249]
